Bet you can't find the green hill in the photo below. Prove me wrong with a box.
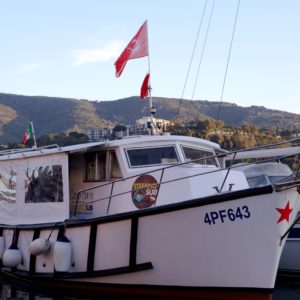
[0,92,299,144]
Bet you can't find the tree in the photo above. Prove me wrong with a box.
[113,124,127,133]
[37,132,89,147]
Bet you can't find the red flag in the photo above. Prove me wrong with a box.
[140,73,150,99]
[114,21,148,77]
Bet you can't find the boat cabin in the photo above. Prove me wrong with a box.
[0,135,249,225]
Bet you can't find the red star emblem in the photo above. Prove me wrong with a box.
[276,201,293,223]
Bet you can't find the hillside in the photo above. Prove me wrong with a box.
[0,93,112,144]
[0,92,300,144]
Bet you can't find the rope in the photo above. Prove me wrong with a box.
[176,0,208,115]
[191,0,216,100]
[216,0,241,120]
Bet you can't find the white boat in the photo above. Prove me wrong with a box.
[0,134,300,299]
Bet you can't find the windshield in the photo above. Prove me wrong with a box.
[126,146,179,167]
[182,146,218,167]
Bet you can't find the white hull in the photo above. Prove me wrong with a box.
[1,186,298,292]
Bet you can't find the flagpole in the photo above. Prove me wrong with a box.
[114,20,157,134]
[147,55,155,134]
[145,20,152,109]
[31,121,37,148]
[145,21,158,135]
[147,51,152,111]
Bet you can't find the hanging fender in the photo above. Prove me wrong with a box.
[30,237,51,256]
[2,243,22,268]
[54,234,72,272]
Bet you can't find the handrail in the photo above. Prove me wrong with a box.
[75,138,300,197]
[78,152,298,205]
[73,141,300,218]
[106,182,115,215]
[0,144,60,157]
[226,137,300,155]
[219,152,237,193]
[155,168,166,207]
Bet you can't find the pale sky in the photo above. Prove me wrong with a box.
[0,0,299,114]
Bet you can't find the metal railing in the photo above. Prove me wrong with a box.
[73,139,300,218]
[0,144,60,157]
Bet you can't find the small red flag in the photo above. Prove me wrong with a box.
[140,73,150,99]
[114,21,148,77]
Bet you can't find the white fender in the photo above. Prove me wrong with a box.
[30,238,51,256]
[54,236,72,272]
[2,244,22,267]
[0,236,5,259]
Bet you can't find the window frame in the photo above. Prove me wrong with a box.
[125,144,180,168]
[180,145,219,167]
[84,151,108,182]
[108,150,123,180]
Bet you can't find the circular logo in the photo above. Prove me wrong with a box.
[132,175,158,209]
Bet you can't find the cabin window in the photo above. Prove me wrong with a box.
[126,146,179,167]
[182,146,218,166]
[85,152,106,181]
[247,175,286,188]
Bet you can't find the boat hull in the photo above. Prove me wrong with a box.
[1,185,298,296]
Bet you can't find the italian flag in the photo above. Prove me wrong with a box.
[22,122,33,144]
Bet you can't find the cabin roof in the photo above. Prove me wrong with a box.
[0,135,224,161]
[106,135,223,151]
[0,142,106,161]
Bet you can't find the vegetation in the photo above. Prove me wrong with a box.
[5,132,89,150]
[1,92,300,146]
[2,119,300,152]
[168,119,287,150]
[37,131,89,147]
